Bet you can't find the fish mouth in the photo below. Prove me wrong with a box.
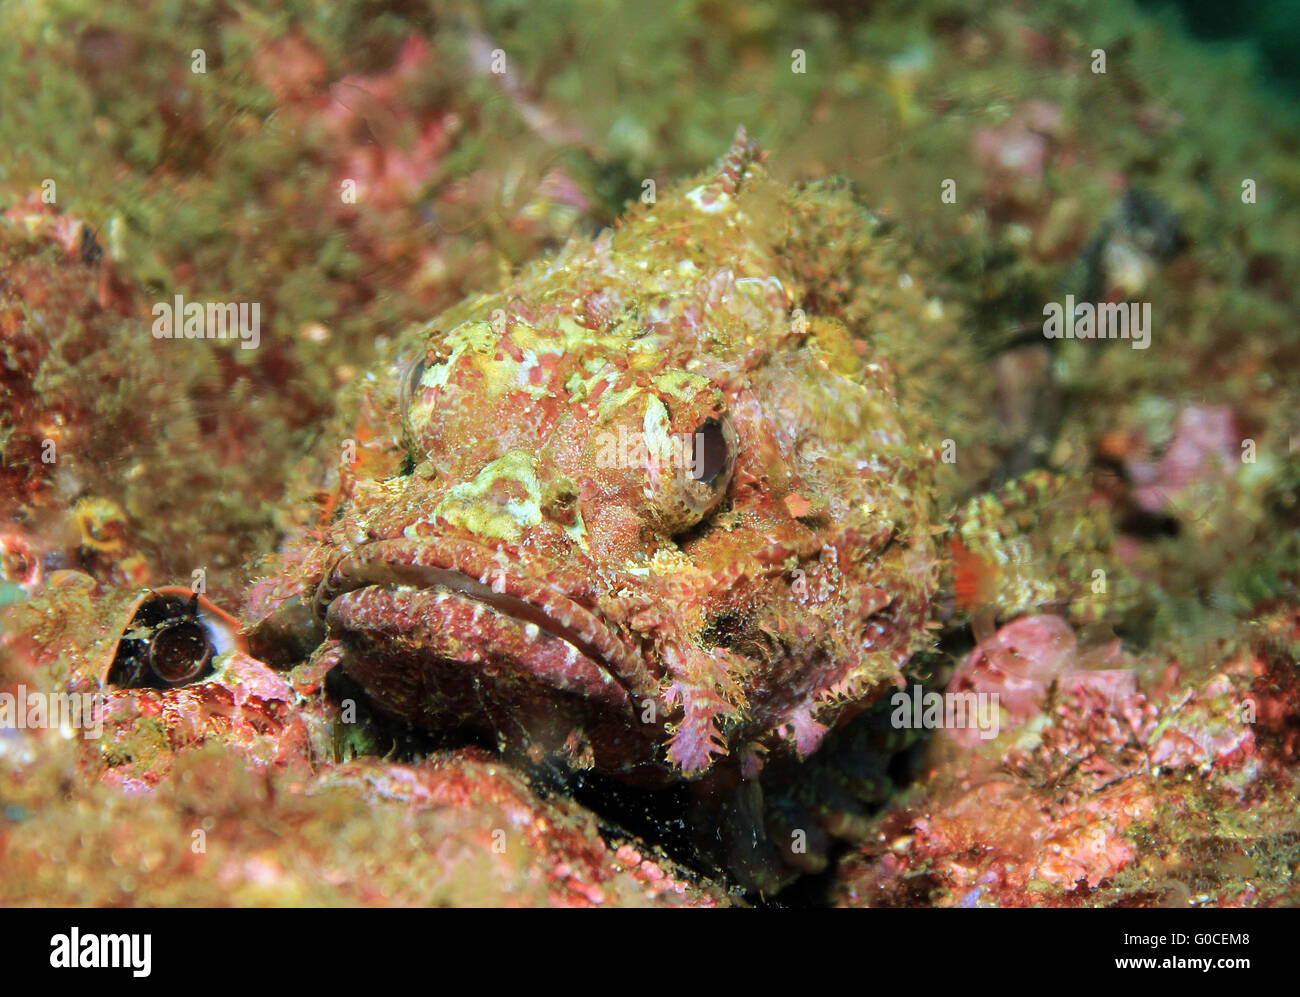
[314,538,660,737]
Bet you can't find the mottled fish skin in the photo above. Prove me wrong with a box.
[248,128,954,782]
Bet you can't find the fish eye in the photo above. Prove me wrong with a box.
[399,351,432,448]
[402,353,428,410]
[642,411,738,535]
[690,418,729,485]
[408,356,427,396]
[106,592,222,690]
[149,619,214,685]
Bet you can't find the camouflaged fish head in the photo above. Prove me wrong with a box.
[248,130,946,782]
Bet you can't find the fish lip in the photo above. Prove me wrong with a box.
[313,537,659,705]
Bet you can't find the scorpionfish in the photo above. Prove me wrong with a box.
[241,128,1009,791]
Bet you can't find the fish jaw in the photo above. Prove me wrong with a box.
[312,534,668,776]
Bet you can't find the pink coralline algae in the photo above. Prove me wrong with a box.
[944,614,1130,747]
[835,613,1299,907]
[972,100,1064,185]
[1128,404,1241,515]
[96,649,318,794]
[314,751,723,907]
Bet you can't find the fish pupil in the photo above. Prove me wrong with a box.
[691,418,728,484]
[149,620,213,685]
